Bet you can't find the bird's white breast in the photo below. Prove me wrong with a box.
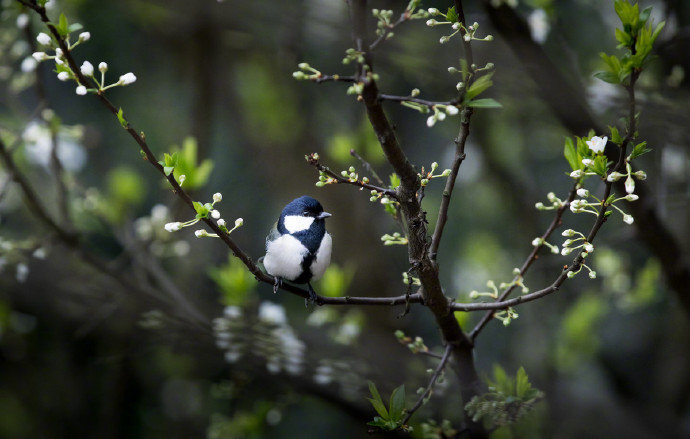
[263,234,309,281]
[310,232,332,281]
[283,215,314,234]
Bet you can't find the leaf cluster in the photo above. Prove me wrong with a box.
[594,1,665,85]
[367,381,408,431]
[465,366,543,429]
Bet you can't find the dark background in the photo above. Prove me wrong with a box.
[0,0,689,438]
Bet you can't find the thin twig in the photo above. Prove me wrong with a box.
[378,94,454,108]
[306,153,397,197]
[350,148,384,186]
[402,344,453,425]
[314,74,356,84]
[369,13,407,51]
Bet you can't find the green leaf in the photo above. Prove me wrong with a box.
[629,141,651,160]
[515,367,531,398]
[590,155,610,177]
[367,381,389,420]
[446,6,459,23]
[651,21,665,43]
[639,6,652,24]
[117,108,127,128]
[563,137,580,171]
[609,126,623,145]
[163,166,174,176]
[68,23,83,33]
[593,71,621,85]
[389,384,406,421]
[465,73,493,101]
[193,201,209,218]
[467,98,502,108]
[389,173,400,189]
[57,13,69,37]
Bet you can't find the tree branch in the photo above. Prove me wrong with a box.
[306,153,397,197]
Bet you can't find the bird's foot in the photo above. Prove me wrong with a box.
[272,277,283,294]
[305,283,318,308]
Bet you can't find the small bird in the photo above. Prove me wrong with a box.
[263,196,332,303]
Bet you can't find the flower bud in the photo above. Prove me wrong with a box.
[235,218,244,227]
[78,32,91,42]
[98,62,108,73]
[624,194,639,202]
[445,105,459,115]
[57,71,69,81]
[32,52,48,62]
[625,176,635,194]
[532,238,543,247]
[37,32,51,46]
[589,271,597,279]
[80,61,94,76]
[623,214,634,225]
[118,72,137,85]
[213,192,222,203]
[195,229,208,238]
[584,243,594,253]
[211,209,221,219]
[576,188,589,198]
[217,218,226,227]
[570,170,584,179]
[76,85,87,95]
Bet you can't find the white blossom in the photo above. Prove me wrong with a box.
[55,48,63,57]
[217,218,226,227]
[98,62,108,73]
[625,194,639,202]
[576,188,589,198]
[164,221,182,232]
[32,52,48,62]
[32,248,47,259]
[446,105,459,115]
[625,176,635,194]
[57,71,70,81]
[258,302,287,326]
[118,72,137,85]
[570,170,584,178]
[211,209,220,219]
[583,243,594,253]
[223,306,242,319]
[623,214,634,225]
[80,61,94,76]
[213,192,222,203]
[75,85,87,95]
[589,271,597,279]
[586,136,607,154]
[582,158,593,167]
[78,32,91,42]
[36,32,51,46]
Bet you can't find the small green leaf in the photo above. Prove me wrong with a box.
[57,13,69,37]
[515,367,531,398]
[446,6,459,23]
[367,381,389,420]
[629,141,651,160]
[163,166,174,176]
[117,108,127,128]
[609,126,623,145]
[465,73,493,101]
[389,173,400,189]
[593,71,621,84]
[68,23,83,33]
[389,384,406,421]
[467,98,502,108]
[590,155,610,177]
[564,137,580,171]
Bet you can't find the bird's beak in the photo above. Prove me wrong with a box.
[317,212,332,219]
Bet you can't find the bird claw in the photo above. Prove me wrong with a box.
[273,277,283,294]
[305,283,318,308]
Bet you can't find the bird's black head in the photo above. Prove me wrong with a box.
[278,196,331,235]
[281,196,330,220]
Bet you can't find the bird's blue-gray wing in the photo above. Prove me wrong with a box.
[265,222,280,249]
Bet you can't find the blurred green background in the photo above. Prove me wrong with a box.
[1,0,689,437]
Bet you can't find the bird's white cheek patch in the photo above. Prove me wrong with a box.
[264,234,309,281]
[310,232,332,281]
[283,215,314,234]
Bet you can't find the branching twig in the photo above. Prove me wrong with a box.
[378,94,454,108]
[402,344,453,425]
[306,153,397,197]
[350,148,384,186]
[469,182,578,339]
[314,74,357,84]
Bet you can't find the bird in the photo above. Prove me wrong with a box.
[263,196,332,304]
